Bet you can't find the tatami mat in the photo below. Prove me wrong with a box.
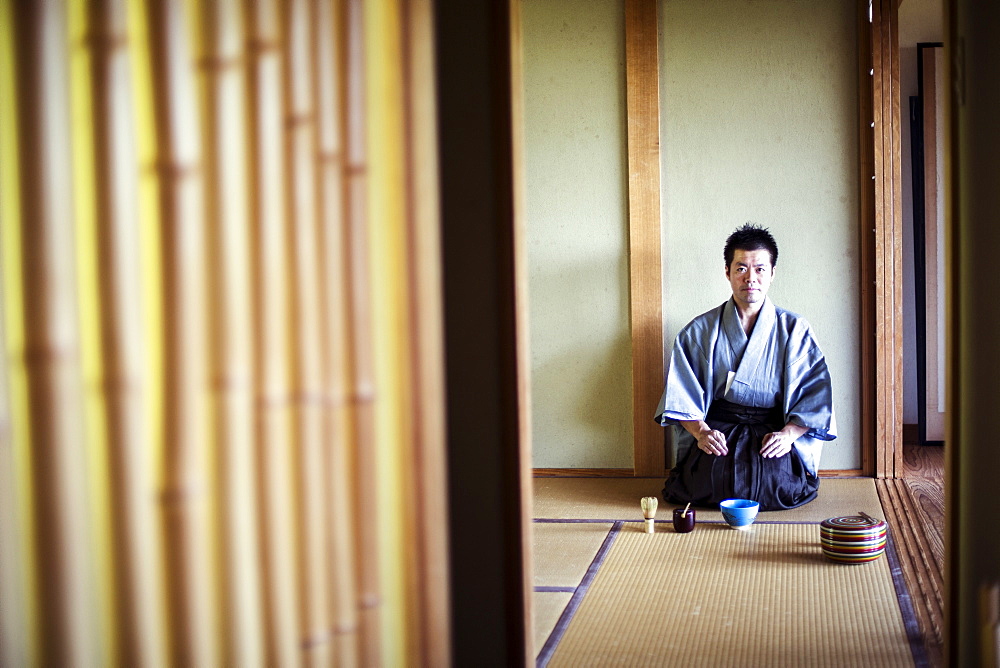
[533,477,883,523]
[533,522,613,587]
[534,477,664,519]
[545,524,916,667]
[534,591,573,655]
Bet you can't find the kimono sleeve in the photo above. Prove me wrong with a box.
[784,323,837,441]
[654,327,713,427]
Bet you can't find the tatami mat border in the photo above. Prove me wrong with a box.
[533,517,927,667]
[536,518,834,525]
[533,518,630,524]
[533,470,868,478]
[535,521,623,667]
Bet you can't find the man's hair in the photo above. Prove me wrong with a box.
[724,223,778,268]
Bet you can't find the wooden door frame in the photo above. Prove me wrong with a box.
[436,0,534,664]
[450,0,908,660]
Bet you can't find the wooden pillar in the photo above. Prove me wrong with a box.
[868,0,903,479]
[625,0,665,477]
[435,0,532,662]
[857,0,876,477]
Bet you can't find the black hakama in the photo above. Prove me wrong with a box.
[662,399,819,511]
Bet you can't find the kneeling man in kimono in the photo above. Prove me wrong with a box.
[654,224,836,511]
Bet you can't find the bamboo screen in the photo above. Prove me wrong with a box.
[0,0,448,665]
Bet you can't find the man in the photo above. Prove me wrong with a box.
[654,223,836,510]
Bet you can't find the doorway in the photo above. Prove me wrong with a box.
[515,0,908,659]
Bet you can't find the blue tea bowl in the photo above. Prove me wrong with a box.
[720,499,760,530]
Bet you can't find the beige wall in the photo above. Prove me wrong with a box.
[523,0,632,468]
[524,0,861,470]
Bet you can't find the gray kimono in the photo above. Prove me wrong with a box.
[655,297,836,476]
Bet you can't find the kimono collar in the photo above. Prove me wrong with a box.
[722,297,777,402]
[722,297,777,361]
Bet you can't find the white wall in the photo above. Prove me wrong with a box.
[659,0,861,469]
[522,0,633,468]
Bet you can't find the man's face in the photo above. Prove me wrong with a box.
[726,248,775,310]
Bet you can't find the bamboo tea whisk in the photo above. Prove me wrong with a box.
[641,497,658,534]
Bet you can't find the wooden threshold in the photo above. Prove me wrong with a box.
[818,469,865,478]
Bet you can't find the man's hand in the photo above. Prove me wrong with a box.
[679,419,728,456]
[760,422,809,458]
[760,431,794,458]
[696,428,728,456]
[698,429,729,457]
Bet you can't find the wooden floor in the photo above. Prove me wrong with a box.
[877,442,945,667]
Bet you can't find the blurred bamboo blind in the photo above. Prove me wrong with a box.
[10,2,97,665]
[88,0,165,664]
[0,0,449,664]
[341,0,382,663]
